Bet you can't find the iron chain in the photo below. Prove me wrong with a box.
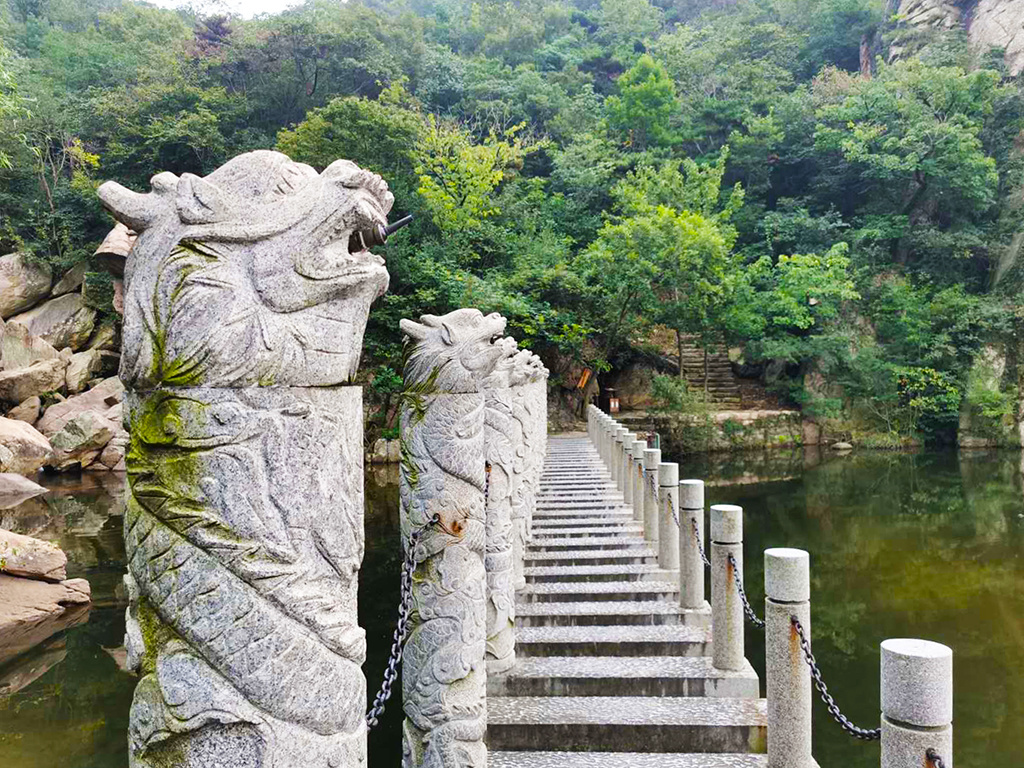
[791,616,881,741]
[926,749,947,768]
[691,518,711,567]
[365,513,440,728]
[727,552,765,629]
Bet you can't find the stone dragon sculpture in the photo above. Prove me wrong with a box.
[398,309,510,768]
[98,150,392,389]
[100,151,391,767]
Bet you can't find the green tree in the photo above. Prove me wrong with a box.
[605,54,679,151]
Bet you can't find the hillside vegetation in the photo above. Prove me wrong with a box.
[2,0,1024,443]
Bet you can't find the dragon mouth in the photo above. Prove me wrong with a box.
[296,190,390,282]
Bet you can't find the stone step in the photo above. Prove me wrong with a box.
[536,500,627,510]
[490,752,769,767]
[523,548,659,567]
[488,656,759,698]
[528,536,650,551]
[487,696,766,753]
[532,517,638,529]
[531,525,643,538]
[517,580,679,603]
[515,624,711,657]
[514,600,711,627]
[533,509,634,520]
[523,564,675,583]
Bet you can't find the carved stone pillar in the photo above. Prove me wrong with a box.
[99,151,393,767]
[483,336,521,674]
[509,351,537,590]
[399,309,509,768]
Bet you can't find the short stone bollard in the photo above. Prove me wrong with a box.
[622,432,638,507]
[765,548,813,768]
[630,439,647,522]
[678,480,705,609]
[881,639,953,768]
[711,504,745,671]
[657,462,680,570]
[642,448,661,543]
[612,426,627,487]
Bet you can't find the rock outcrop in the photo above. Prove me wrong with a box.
[0,528,68,581]
[0,417,52,475]
[0,253,52,319]
[9,293,97,352]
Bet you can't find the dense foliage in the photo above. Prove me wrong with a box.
[3,0,1024,441]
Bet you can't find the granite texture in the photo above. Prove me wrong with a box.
[657,462,680,571]
[712,540,744,671]
[490,752,770,767]
[711,504,743,544]
[122,386,366,767]
[531,525,643,537]
[765,598,812,767]
[399,308,513,768]
[100,151,392,388]
[642,449,661,544]
[764,548,810,603]
[880,638,953,726]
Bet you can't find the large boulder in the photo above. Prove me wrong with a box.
[0,529,67,582]
[0,474,47,509]
[0,418,52,475]
[0,573,90,666]
[6,396,41,424]
[1,322,60,371]
[8,294,96,352]
[0,359,66,405]
[91,428,128,471]
[36,376,123,438]
[51,262,88,297]
[0,253,52,319]
[46,411,116,471]
[65,350,106,394]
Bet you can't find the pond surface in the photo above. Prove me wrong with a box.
[1,450,1021,766]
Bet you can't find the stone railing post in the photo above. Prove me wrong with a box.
[658,462,680,570]
[102,152,393,767]
[483,336,521,675]
[642,448,661,543]
[678,480,705,609]
[881,639,953,768]
[400,309,512,767]
[620,431,637,498]
[765,548,813,768]
[711,504,745,671]
[599,415,610,465]
[613,426,627,488]
[630,439,647,522]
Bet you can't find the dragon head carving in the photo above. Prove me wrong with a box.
[400,309,509,393]
[98,150,393,388]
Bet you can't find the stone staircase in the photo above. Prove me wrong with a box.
[487,434,768,766]
[675,336,741,407]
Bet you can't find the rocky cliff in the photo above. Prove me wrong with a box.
[895,0,1024,74]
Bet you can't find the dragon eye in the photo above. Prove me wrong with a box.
[490,335,501,344]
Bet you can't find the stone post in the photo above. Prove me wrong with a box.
[399,309,512,767]
[642,448,661,542]
[678,480,706,609]
[765,548,812,768]
[483,336,522,675]
[510,351,537,591]
[597,414,608,464]
[622,432,637,507]
[613,427,627,488]
[630,439,647,522]
[881,639,953,768]
[658,462,680,570]
[101,151,392,767]
[711,504,745,671]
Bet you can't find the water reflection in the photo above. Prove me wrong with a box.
[0,452,1021,767]
[676,449,1024,768]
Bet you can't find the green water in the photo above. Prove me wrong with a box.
[1,451,1021,766]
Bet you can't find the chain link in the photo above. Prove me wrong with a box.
[726,552,765,628]
[366,512,440,728]
[791,617,881,741]
[926,749,947,768]
[690,518,711,567]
